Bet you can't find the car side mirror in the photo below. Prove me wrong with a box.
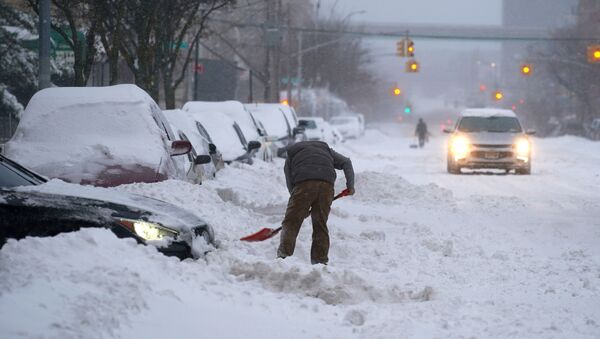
[247,141,261,152]
[170,140,192,156]
[208,143,217,155]
[194,155,212,165]
[526,129,536,135]
[293,127,305,136]
[443,128,453,134]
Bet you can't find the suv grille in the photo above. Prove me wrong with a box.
[472,144,512,148]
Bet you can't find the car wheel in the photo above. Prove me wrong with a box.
[447,155,460,174]
[516,161,531,175]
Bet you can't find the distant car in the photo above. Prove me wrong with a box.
[4,85,193,187]
[0,154,215,259]
[163,109,220,183]
[329,115,362,139]
[298,117,327,141]
[182,105,260,164]
[182,101,273,162]
[323,121,344,145]
[444,108,535,174]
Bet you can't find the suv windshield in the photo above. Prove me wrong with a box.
[298,120,317,129]
[458,116,522,133]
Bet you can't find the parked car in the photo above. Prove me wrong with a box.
[163,109,221,183]
[182,101,273,162]
[245,103,305,157]
[3,85,194,187]
[0,154,215,259]
[182,104,260,164]
[444,108,535,174]
[298,117,327,141]
[323,121,344,145]
[329,115,362,139]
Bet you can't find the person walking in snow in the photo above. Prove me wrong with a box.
[278,141,355,265]
[415,118,429,148]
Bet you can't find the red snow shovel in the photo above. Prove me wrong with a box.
[240,188,351,242]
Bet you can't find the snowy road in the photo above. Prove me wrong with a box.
[1,127,600,338]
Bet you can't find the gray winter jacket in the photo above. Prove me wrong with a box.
[283,141,354,193]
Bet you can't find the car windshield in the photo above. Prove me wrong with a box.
[458,116,522,133]
[298,120,317,129]
[0,156,46,187]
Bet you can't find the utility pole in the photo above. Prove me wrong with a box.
[296,32,303,112]
[39,0,51,89]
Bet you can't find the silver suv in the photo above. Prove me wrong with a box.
[444,108,535,175]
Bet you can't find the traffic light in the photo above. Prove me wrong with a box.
[493,90,503,101]
[406,39,415,57]
[520,63,533,76]
[396,39,405,57]
[404,105,412,114]
[406,59,419,73]
[393,87,401,96]
[587,44,600,63]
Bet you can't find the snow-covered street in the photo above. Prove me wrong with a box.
[1,127,599,339]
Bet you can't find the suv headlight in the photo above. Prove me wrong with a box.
[116,218,179,241]
[515,138,530,156]
[450,136,470,159]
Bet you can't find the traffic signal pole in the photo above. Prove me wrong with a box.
[39,0,51,89]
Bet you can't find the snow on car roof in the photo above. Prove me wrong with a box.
[4,85,168,182]
[460,108,517,118]
[244,103,291,138]
[183,101,260,142]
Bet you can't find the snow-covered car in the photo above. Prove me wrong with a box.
[0,154,215,259]
[245,103,305,157]
[298,117,327,141]
[323,121,344,145]
[329,115,362,139]
[444,108,535,174]
[182,105,260,164]
[182,101,273,162]
[4,85,192,187]
[163,109,220,184]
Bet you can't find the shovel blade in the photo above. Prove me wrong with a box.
[240,227,280,242]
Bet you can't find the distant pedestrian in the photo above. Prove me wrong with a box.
[278,141,355,265]
[415,118,429,148]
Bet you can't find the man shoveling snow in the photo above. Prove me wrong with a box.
[277,141,355,265]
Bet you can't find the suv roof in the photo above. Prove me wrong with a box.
[460,108,517,118]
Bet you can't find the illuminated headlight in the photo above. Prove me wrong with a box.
[515,138,530,156]
[450,136,470,160]
[116,218,179,241]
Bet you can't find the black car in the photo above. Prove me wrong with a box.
[0,154,215,260]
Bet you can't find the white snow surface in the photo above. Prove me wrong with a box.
[183,100,261,142]
[460,108,517,118]
[1,125,600,339]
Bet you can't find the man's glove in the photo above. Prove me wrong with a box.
[347,187,355,196]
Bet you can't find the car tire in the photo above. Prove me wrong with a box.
[516,161,531,175]
[447,155,460,174]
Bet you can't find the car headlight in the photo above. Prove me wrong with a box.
[116,218,179,241]
[515,138,530,156]
[450,136,470,159]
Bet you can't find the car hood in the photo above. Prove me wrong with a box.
[11,179,209,234]
[461,132,522,145]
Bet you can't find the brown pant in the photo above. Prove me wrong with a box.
[277,180,334,265]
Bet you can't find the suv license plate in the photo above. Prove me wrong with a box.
[484,152,499,159]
